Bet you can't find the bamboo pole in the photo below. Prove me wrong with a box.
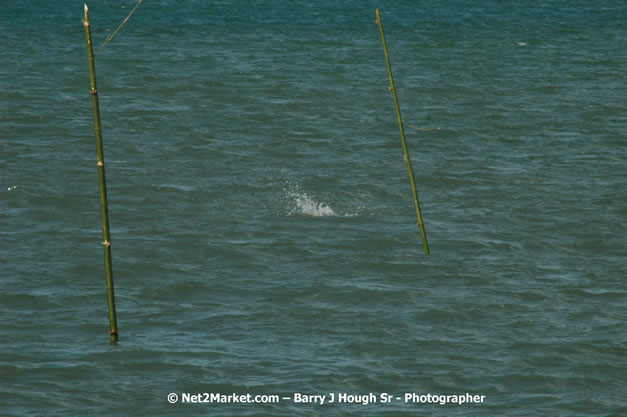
[83,4,119,342]
[376,9,430,255]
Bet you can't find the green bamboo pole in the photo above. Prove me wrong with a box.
[83,4,119,342]
[376,9,430,255]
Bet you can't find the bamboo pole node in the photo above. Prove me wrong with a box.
[109,329,118,336]
[91,88,97,95]
[97,161,103,166]
[102,240,111,247]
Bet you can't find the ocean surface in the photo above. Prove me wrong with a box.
[1,0,625,415]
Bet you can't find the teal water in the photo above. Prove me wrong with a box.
[1,1,625,416]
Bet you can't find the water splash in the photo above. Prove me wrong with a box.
[285,183,335,217]
[292,192,335,217]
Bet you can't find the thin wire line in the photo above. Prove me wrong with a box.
[97,0,144,54]
[403,120,441,131]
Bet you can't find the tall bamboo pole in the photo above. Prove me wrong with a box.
[83,4,119,342]
[376,9,430,255]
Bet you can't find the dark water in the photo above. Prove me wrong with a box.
[1,1,625,415]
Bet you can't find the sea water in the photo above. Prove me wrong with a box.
[1,0,625,416]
